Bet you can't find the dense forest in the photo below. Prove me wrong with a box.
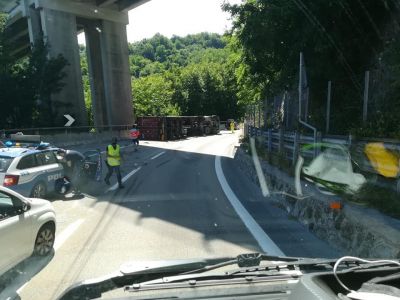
[81,32,244,124]
[2,0,400,138]
[223,0,400,137]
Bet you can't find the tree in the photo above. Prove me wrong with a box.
[223,0,398,133]
[129,32,244,121]
[0,14,68,128]
[132,74,179,116]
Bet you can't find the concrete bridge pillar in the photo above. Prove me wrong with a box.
[99,20,133,126]
[5,0,138,128]
[83,19,134,127]
[83,19,109,128]
[41,8,88,126]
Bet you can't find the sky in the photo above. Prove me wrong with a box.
[78,0,242,44]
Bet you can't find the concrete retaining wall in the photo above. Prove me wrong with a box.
[235,146,400,258]
[43,130,130,147]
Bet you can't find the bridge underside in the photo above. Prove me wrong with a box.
[1,0,150,127]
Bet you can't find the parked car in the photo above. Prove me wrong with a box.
[0,186,56,276]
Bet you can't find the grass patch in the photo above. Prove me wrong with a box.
[349,183,400,219]
[240,135,400,220]
[240,136,294,175]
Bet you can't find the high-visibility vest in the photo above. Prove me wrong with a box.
[107,144,121,166]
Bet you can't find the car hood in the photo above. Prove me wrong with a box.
[27,197,55,213]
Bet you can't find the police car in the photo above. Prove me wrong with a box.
[0,135,64,198]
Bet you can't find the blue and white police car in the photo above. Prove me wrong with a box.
[0,136,64,198]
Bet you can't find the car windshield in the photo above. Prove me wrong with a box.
[1,0,400,299]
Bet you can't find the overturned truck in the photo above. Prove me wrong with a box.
[137,116,220,141]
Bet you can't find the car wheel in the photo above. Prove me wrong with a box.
[204,126,211,135]
[34,223,55,256]
[31,182,47,198]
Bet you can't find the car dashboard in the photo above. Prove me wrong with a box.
[94,267,400,300]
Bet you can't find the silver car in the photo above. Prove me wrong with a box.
[0,186,56,276]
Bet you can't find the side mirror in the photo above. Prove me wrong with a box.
[22,202,30,212]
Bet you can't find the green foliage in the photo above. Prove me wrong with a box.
[223,0,399,136]
[128,32,244,120]
[128,32,227,78]
[0,17,68,128]
[79,48,93,126]
[351,183,400,219]
[132,74,180,116]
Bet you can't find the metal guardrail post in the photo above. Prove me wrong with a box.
[316,132,322,156]
[268,129,272,152]
[293,131,299,165]
[278,128,284,154]
[264,130,268,148]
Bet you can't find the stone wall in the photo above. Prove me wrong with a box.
[234,146,400,258]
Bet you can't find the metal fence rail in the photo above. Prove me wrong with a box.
[0,125,133,147]
[244,124,400,166]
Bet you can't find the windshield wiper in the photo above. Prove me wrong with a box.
[57,257,233,300]
[124,270,301,293]
[56,253,337,300]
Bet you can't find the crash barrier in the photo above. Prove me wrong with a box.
[244,124,400,167]
[0,125,132,147]
[234,146,400,258]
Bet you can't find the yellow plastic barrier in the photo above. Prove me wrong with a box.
[364,142,400,178]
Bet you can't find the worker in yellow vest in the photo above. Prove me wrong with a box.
[104,137,124,189]
[230,121,235,133]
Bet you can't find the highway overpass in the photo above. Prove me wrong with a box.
[0,0,150,127]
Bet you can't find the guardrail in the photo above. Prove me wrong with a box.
[244,124,400,166]
[0,125,133,147]
[0,125,132,136]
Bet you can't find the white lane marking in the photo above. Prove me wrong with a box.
[107,167,142,192]
[54,218,84,251]
[215,156,285,256]
[150,151,166,160]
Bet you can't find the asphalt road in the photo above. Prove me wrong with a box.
[0,130,340,300]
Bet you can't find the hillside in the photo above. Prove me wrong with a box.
[127,33,243,120]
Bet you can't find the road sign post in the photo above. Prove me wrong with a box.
[326,81,332,133]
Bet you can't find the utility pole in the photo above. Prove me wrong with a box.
[326,81,332,133]
[298,52,303,119]
[304,88,309,121]
[263,96,268,129]
[363,70,370,124]
[253,104,256,127]
[284,92,289,129]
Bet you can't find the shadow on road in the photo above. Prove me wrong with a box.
[0,252,54,300]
